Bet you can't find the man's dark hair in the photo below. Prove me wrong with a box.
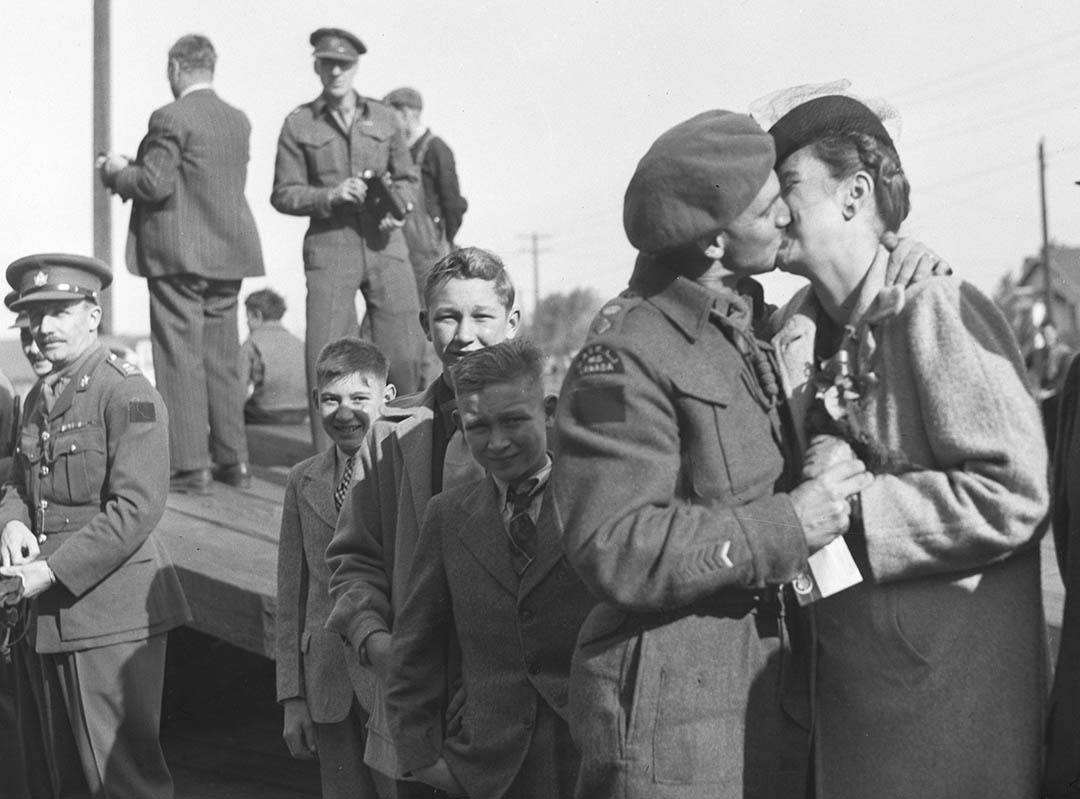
[315,337,389,389]
[423,246,515,311]
[169,34,217,74]
[450,338,544,397]
[244,289,287,321]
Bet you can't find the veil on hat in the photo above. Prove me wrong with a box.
[748,79,903,145]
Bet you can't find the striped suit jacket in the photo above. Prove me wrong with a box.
[115,88,264,280]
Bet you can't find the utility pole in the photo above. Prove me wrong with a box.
[93,0,113,334]
[1039,138,1052,327]
[517,232,550,328]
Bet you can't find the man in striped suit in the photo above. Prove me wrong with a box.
[100,33,265,494]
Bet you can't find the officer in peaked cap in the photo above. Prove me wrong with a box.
[310,27,367,61]
[6,253,112,311]
[0,252,190,799]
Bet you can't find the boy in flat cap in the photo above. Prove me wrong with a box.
[273,27,425,450]
[0,254,190,799]
[385,86,468,388]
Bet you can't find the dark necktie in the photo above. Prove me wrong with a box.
[334,454,356,513]
[506,479,540,576]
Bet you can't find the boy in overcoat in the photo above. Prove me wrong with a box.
[275,337,396,799]
[387,339,594,799]
[326,247,520,796]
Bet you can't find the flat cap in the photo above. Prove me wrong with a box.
[384,87,423,110]
[6,253,112,310]
[769,94,893,166]
[623,110,775,254]
[310,27,365,61]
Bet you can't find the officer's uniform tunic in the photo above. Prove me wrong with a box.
[0,343,190,799]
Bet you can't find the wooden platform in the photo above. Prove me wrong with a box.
[245,423,314,468]
[158,466,289,659]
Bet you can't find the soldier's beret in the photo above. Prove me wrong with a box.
[6,253,112,310]
[384,87,423,110]
[769,94,893,166]
[310,27,366,61]
[623,110,775,254]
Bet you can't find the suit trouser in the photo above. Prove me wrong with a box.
[304,243,424,450]
[16,633,171,799]
[148,275,249,471]
[315,699,395,799]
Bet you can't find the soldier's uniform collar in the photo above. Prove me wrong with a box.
[312,90,368,120]
[632,256,757,342]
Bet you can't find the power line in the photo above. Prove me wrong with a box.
[517,232,552,325]
[885,26,1080,106]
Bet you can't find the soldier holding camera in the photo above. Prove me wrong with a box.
[271,27,424,450]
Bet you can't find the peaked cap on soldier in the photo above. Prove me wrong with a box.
[6,253,112,311]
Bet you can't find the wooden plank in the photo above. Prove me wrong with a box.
[157,476,285,659]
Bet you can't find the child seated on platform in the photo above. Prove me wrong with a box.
[241,288,308,425]
[386,338,595,799]
[275,337,396,799]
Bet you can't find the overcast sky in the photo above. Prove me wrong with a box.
[2,0,1079,338]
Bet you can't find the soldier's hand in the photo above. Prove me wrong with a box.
[330,177,367,205]
[378,214,404,232]
[801,435,857,481]
[882,231,952,287]
[1,521,39,566]
[790,459,873,553]
[282,698,318,759]
[0,561,53,599]
[363,630,393,680]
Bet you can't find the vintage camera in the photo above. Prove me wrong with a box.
[361,170,408,222]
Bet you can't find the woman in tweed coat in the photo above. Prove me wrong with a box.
[766,91,1049,799]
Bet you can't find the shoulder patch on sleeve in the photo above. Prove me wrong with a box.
[574,343,624,377]
[572,386,626,425]
[128,400,156,423]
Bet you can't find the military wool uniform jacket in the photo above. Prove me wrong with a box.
[0,344,190,653]
[553,256,812,799]
[276,446,374,720]
[387,477,593,799]
[271,91,417,261]
[769,254,1048,799]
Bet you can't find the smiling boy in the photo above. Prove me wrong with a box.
[386,339,594,799]
[326,246,520,795]
[276,337,396,799]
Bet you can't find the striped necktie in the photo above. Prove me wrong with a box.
[506,479,541,576]
[334,453,356,513]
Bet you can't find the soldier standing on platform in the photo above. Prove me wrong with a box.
[0,254,191,799]
[272,27,425,450]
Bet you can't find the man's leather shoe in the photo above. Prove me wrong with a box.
[213,462,252,489]
[170,468,213,495]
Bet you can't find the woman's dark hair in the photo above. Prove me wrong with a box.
[810,132,910,232]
